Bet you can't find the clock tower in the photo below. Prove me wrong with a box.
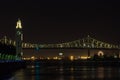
[16,19,23,59]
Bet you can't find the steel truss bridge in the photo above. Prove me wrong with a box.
[0,35,119,49]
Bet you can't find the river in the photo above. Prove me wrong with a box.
[2,61,120,80]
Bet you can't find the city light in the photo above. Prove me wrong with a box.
[47,57,50,60]
[59,53,63,56]
[98,51,104,56]
[70,56,74,61]
[31,56,35,60]
[53,57,58,60]
[80,56,90,59]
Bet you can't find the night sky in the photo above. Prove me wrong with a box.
[0,0,120,57]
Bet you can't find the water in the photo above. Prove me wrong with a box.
[2,62,120,80]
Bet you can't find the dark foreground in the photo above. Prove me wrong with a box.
[1,60,120,80]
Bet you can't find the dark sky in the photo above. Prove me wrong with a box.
[0,0,120,44]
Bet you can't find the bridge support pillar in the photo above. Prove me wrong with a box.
[88,48,90,57]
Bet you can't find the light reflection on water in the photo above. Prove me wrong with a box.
[6,62,120,80]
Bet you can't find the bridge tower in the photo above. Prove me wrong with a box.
[16,19,23,59]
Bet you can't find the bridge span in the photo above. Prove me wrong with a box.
[0,35,119,49]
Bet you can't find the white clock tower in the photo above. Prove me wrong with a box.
[16,19,23,59]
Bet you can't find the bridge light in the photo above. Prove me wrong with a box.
[88,45,90,48]
[83,43,86,47]
[92,44,94,48]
